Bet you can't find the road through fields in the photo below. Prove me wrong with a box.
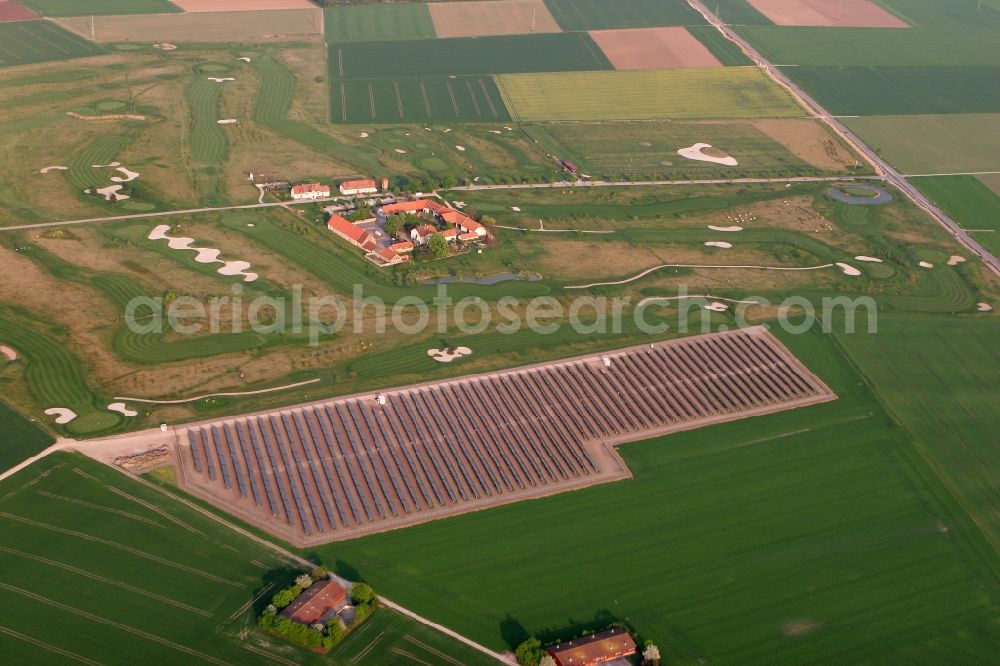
[686,0,1000,277]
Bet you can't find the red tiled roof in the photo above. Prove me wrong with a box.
[328,214,375,250]
[291,183,329,195]
[390,241,414,252]
[547,629,637,666]
[377,247,405,263]
[458,232,479,242]
[340,178,377,191]
[278,580,347,627]
[381,200,428,214]
[442,228,457,238]
[413,224,437,238]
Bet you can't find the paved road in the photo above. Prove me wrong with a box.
[686,0,1000,277]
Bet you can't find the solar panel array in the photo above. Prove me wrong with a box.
[179,329,832,543]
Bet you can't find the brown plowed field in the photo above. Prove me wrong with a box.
[747,0,909,27]
[176,327,835,546]
[429,0,561,38]
[589,27,722,70]
[171,0,317,11]
[0,0,38,21]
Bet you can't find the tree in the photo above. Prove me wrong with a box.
[428,232,450,258]
[515,637,546,666]
[271,586,300,609]
[642,643,661,666]
[385,215,403,238]
[311,565,329,580]
[351,582,376,606]
[326,618,345,643]
[295,574,313,589]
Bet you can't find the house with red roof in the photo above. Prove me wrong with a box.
[279,580,349,627]
[339,178,378,196]
[327,214,376,252]
[290,183,330,200]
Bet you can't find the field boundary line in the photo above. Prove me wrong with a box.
[392,647,435,666]
[105,485,203,535]
[0,583,235,666]
[241,642,298,666]
[0,511,239,585]
[225,581,277,623]
[0,545,212,617]
[351,630,386,663]
[0,625,104,666]
[36,489,162,526]
[404,634,465,666]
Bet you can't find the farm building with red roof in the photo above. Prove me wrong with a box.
[546,628,637,666]
[279,579,349,627]
[339,178,378,196]
[290,183,330,200]
[327,214,376,252]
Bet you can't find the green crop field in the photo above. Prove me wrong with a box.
[18,0,180,16]
[525,120,821,179]
[738,27,1000,67]
[910,175,1000,256]
[711,0,773,25]
[497,68,803,121]
[877,0,1000,29]
[312,329,1000,663]
[835,315,1000,557]
[331,75,510,123]
[0,21,107,69]
[782,66,1000,116]
[845,114,1000,174]
[543,0,703,30]
[324,2,436,43]
[331,32,612,79]
[0,403,53,472]
[687,24,753,66]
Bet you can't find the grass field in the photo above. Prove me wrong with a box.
[711,0,774,24]
[524,120,825,179]
[0,453,500,664]
[313,328,1000,662]
[331,75,510,123]
[687,24,753,66]
[835,315,1000,560]
[845,114,1000,174]
[333,32,611,79]
[876,0,1000,29]
[498,67,803,121]
[187,76,227,164]
[911,175,1000,256]
[543,0,703,30]
[739,27,1000,66]
[782,66,1000,116]
[56,8,322,42]
[324,2,435,43]
[0,402,53,472]
[18,0,180,16]
[0,20,106,68]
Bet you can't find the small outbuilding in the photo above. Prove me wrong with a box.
[546,628,637,666]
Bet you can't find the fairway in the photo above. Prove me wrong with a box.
[783,66,1000,116]
[0,20,106,68]
[497,67,803,121]
[18,0,180,15]
[332,32,611,79]
[56,8,322,42]
[324,2,435,44]
[331,75,510,123]
[845,113,1000,174]
[544,0,704,30]
[312,329,1000,663]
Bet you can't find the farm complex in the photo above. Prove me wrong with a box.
[0,0,998,665]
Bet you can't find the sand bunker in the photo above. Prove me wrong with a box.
[678,143,738,166]
[427,346,472,363]
[854,255,883,263]
[207,77,235,83]
[39,166,68,174]
[92,161,121,168]
[149,224,258,282]
[68,111,147,121]
[153,43,177,51]
[107,402,138,417]
[511,206,521,212]
[705,241,733,249]
[394,148,407,154]
[111,166,139,183]
[359,132,369,138]
[0,345,16,361]
[704,302,729,312]
[490,130,502,134]
[238,56,251,62]
[93,184,129,201]
[504,126,513,131]
[947,255,966,266]
[217,119,238,124]
[44,407,77,425]
[708,225,742,232]
[919,261,934,269]
[455,145,466,151]
[978,303,994,312]
[836,262,861,276]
